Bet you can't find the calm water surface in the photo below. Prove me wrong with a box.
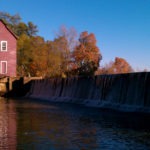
[0,97,150,150]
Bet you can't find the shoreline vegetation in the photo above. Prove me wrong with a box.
[0,11,144,79]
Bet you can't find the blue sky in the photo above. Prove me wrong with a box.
[1,0,150,71]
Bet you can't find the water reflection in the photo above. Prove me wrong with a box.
[0,98,150,150]
[0,98,17,149]
[16,102,98,150]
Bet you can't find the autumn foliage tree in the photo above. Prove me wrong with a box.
[72,31,102,76]
[1,11,134,77]
[54,26,77,77]
[112,57,133,73]
[96,57,133,75]
[18,35,63,77]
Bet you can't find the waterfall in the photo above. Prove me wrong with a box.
[27,72,150,113]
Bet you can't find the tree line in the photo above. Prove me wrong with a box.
[0,12,133,77]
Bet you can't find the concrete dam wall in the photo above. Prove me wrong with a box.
[27,72,150,113]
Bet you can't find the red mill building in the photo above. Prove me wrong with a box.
[0,19,17,77]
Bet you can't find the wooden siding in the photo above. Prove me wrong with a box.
[0,21,17,77]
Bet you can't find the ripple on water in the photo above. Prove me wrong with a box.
[0,98,150,150]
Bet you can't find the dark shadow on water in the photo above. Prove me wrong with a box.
[20,98,150,131]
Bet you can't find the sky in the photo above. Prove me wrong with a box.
[0,0,150,71]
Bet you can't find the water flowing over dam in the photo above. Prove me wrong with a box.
[27,72,150,113]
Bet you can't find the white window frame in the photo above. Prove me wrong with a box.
[1,41,7,51]
[0,61,7,74]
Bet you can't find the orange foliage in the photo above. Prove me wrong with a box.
[96,57,133,75]
[72,31,102,76]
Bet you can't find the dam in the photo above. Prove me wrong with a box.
[26,72,150,113]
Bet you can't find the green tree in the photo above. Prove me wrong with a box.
[45,41,63,77]
[18,36,64,77]
[17,34,33,76]
[15,22,28,36]
[51,36,69,77]
[0,12,21,25]
[0,11,38,37]
[27,22,38,36]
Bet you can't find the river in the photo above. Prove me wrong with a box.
[0,97,150,150]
